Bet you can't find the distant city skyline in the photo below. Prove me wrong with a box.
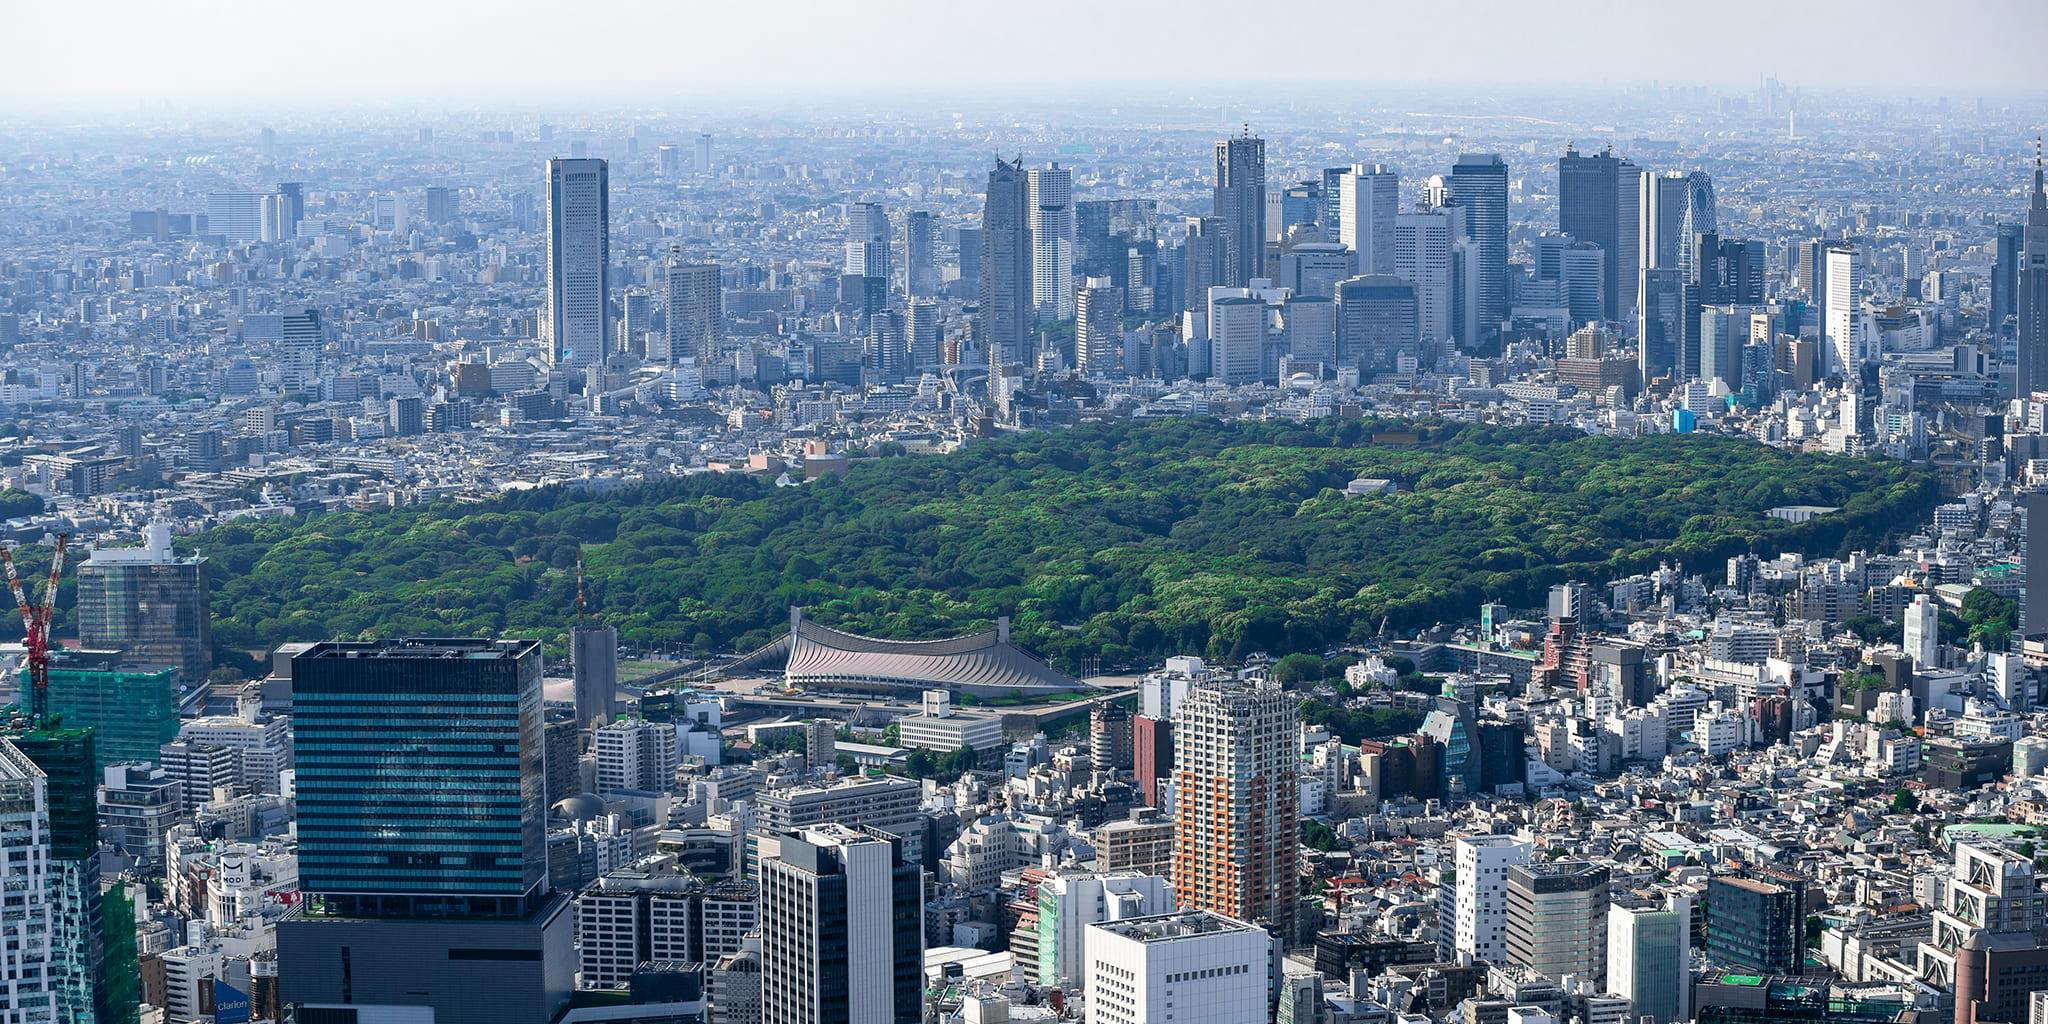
[7,0,2048,112]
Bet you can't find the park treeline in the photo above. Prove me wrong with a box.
[184,418,1936,672]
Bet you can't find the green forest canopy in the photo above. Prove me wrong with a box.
[173,418,1935,672]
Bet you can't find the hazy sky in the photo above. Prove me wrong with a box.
[8,0,2047,111]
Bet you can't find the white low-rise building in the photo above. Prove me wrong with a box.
[1082,910,1270,1024]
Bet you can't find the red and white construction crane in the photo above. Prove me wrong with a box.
[0,533,69,725]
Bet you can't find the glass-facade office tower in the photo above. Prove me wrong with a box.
[1027,164,1076,321]
[1705,872,1806,974]
[978,157,1034,370]
[280,638,570,1024]
[292,638,547,919]
[74,523,211,688]
[665,258,722,367]
[1213,132,1266,288]
[1441,154,1509,349]
[2019,157,2048,398]
[759,825,923,1024]
[1559,145,1640,322]
[0,738,57,1021]
[5,726,106,1023]
[546,158,611,367]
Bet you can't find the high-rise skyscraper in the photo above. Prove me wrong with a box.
[846,201,891,312]
[665,256,722,367]
[1339,164,1399,275]
[1213,131,1267,288]
[1336,274,1420,373]
[1674,171,1716,280]
[1442,154,1509,348]
[423,185,458,225]
[1641,171,1690,273]
[1181,216,1226,317]
[978,158,1034,371]
[868,308,907,383]
[905,210,937,296]
[4,726,104,1022]
[280,306,320,396]
[546,158,611,367]
[1028,164,1076,320]
[1825,245,1865,376]
[279,638,571,1024]
[2018,150,2048,399]
[758,824,923,1024]
[75,523,211,688]
[1394,209,1457,348]
[1076,276,1124,378]
[0,739,58,1020]
[572,621,619,728]
[1208,293,1266,385]
[906,299,941,370]
[1559,145,1639,323]
[1171,679,1298,932]
[1995,222,2024,335]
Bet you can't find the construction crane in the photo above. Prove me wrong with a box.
[0,533,68,726]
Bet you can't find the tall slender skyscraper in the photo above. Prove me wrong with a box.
[1075,276,1125,377]
[1028,164,1076,320]
[1442,154,1509,349]
[1213,131,1267,288]
[546,158,611,367]
[1994,222,2024,335]
[1171,679,1298,933]
[280,306,320,397]
[978,158,1034,371]
[1338,164,1399,275]
[2019,148,2048,399]
[1559,145,1638,322]
[1674,171,1717,280]
[846,201,891,312]
[905,210,937,297]
[1825,246,1865,376]
[1395,209,1457,348]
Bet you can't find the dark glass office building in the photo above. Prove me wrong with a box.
[1707,873,1808,975]
[291,638,547,919]
[280,638,571,1024]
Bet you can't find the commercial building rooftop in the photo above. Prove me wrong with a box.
[1090,909,1262,943]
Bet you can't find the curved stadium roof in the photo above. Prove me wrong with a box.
[731,607,1085,698]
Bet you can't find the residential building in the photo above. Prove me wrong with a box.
[1171,679,1298,932]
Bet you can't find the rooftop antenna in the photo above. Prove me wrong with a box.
[575,550,586,626]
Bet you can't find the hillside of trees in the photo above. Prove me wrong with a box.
[179,418,1937,671]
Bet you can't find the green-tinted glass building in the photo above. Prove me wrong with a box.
[26,650,179,770]
[7,725,105,1023]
